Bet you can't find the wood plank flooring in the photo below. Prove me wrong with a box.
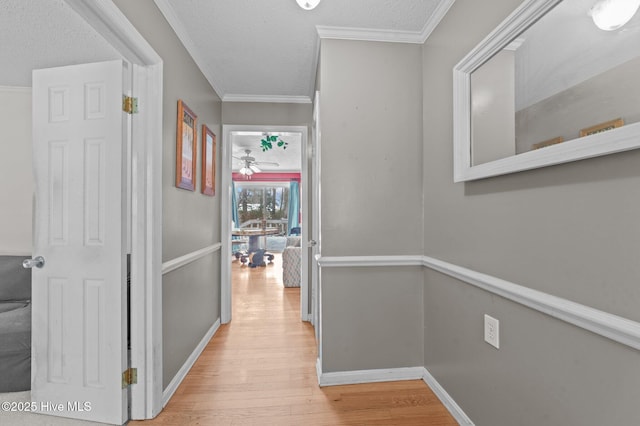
[132,254,457,425]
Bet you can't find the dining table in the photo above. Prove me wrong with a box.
[231,227,280,252]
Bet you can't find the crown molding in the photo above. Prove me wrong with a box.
[222,94,312,104]
[316,25,425,44]
[153,0,225,98]
[65,0,161,66]
[308,33,321,97]
[419,0,456,42]
[154,0,456,99]
[317,0,456,44]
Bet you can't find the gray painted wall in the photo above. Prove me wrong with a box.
[0,88,32,255]
[319,39,423,257]
[221,102,311,126]
[321,267,424,372]
[114,0,223,389]
[423,0,640,424]
[318,39,424,372]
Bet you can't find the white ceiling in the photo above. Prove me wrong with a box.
[231,132,302,172]
[1,0,451,96]
[0,0,120,87]
[154,0,452,102]
[2,0,451,174]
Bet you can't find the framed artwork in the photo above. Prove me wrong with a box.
[579,118,623,137]
[201,125,216,196]
[176,100,197,191]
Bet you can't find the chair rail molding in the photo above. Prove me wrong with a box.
[316,254,640,352]
[317,255,423,268]
[162,243,222,275]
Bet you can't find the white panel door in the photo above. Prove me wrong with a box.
[31,60,128,425]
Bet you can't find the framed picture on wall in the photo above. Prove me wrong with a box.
[176,99,197,191]
[202,125,216,196]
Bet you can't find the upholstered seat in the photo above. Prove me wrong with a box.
[282,237,301,287]
[0,256,31,392]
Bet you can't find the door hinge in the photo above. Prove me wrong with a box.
[122,95,138,114]
[122,368,137,388]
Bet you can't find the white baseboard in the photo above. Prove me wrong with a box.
[314,360,473,423]
[162,318,221,407]
[422,368,474,425]
[316,362,424,387]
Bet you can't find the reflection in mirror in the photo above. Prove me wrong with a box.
[470,0,640,166]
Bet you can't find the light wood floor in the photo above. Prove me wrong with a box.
[132,254,457,425]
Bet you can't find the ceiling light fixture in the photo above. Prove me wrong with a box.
[239,162,261,176]
[296,0,321,11]
[590,0,640,31]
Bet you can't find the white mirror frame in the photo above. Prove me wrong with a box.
[453,0,640,182]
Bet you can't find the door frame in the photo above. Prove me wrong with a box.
[311,91,321,339]
[221,125,309,324]
[64,1,164,419]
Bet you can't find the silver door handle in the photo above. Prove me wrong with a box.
[309,240,317,247]
[23,256,45,269]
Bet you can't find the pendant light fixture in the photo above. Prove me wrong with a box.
[296,0,321,11]
[590,0,640,31]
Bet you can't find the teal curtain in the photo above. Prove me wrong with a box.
[287,181,300,235]
[231,182,239,228]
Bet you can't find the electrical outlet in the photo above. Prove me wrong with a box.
[484,314,500,349]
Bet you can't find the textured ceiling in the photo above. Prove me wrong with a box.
[231,132,302,172]
[1,0,449,97]
[0,0,120,87]
[155,0,448,101]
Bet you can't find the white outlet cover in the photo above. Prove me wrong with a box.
[484,314,500,349]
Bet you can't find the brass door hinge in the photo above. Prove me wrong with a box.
[122,95,139,114]
[122,368,137,388]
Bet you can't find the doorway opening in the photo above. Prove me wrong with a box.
[221,125,309,325]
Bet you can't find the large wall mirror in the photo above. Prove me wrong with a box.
[453,0,640,182]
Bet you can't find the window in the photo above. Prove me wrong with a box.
[234,182,290,227]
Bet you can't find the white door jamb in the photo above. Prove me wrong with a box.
[221,125,310,324]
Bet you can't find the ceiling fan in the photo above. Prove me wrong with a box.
[233,149,279,176]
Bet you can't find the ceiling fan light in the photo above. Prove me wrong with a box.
[296,0,321,11]
[590,0,640,31]
[239,166,253,176]
[249,164,262,173]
